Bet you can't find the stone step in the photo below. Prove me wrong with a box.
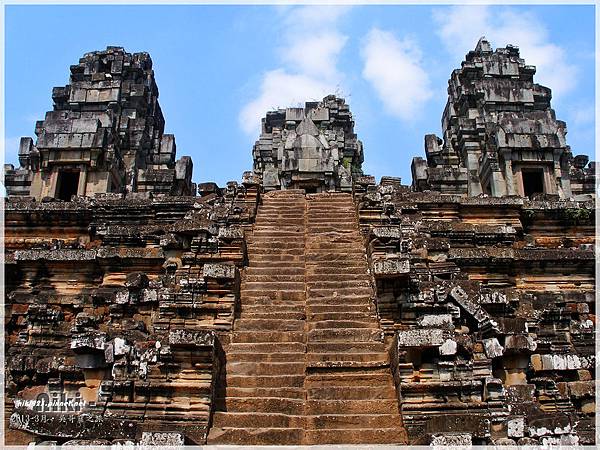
[255,218,304,223]
[306,213,356,220]
[305,242,364,250]
[305,351,390,367]
[303,428,406,445]
[305,259,367,267]
[306,296,374,306]
[264,192,306,198]
[248,242,304,248]
[241,304,306,313]
[308,328,383,342]
[306,274,369,282]
[226,375,305,388]
[216,396,304,414]
[248,248,304,255]
[255,214,304,218]
[248,242,305,250]
[249,240,304,246]
[306,385,396,400]
[258,208,305,214]
[246,262,306,269]
[307,204,355,209]
[252,228,304,234]
[232,331,305,343]
[307,195,352,200]
[256,207,304,213]
[307,304,374,314]
[244,274,305,283]
[306,280,371,289]
[248,254,305,261]
[306,399,398,415]
[307,311,376,321]
[306,265,368,274]
[308,320,376,329]
[246,267,305,275]
[242,281,306,291]
[304,252,367,260]
[226,352,306,363]
[227,342,306,353]
[307,202,354,207]
[227,361,305,376]
[207,427,304,445]
[242,293,306,303]
[255,211,304,216]
[242,288,306,296]
[307,214,355,219]
[307,360,389,369]
[225,386,305,399]
[304,370,392,387]
[307,287,373,297]
[307,226,357,233]
[242,311,306,320]
[254,222,304,227]
[306,217,358,223]
[305,413,402,430]
[234,319,305,331]
[306,352,388,366]
[250,235,304,241]
[307,341,386,353]
[253,225,304,231]
[212,412,304,429]
[255,213,305,219]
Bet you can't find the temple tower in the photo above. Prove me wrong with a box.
[4,46,194,200]
[251,95,364,192]
[412,38,593,200]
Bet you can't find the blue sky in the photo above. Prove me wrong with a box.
[4,4,595,187]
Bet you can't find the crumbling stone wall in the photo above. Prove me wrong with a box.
[4,181,259,445]
[355,178,595,445]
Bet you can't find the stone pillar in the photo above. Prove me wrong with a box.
[77,167,88,197]
[465,147,483,196]
[502,151,516,196]
[48,170,60,198]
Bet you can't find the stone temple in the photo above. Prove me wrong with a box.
[3,40,596,446]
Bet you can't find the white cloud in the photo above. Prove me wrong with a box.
[433,5,578,99]
[360,28,433,121]
[239,70,334,135]
[281,31,348,79]
[239,6,350,137]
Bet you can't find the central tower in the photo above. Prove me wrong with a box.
[251,95,364,192]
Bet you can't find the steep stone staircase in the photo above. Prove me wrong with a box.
[303,193,406,444]
[207,190,406,445]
